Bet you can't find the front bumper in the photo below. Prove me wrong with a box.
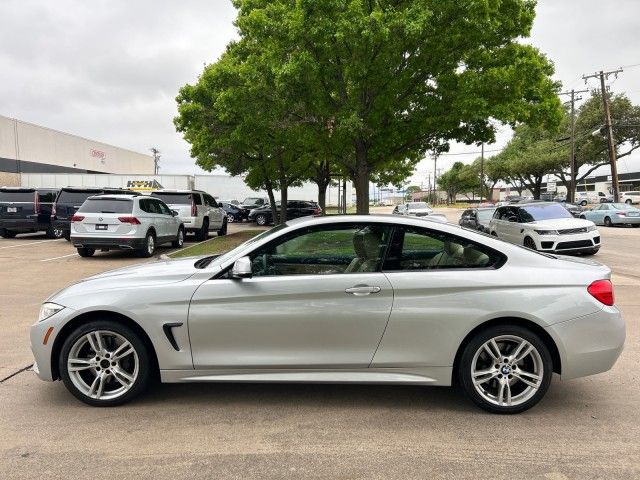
[71,236,146,250]
[30,307,75,382]
[547,306,625,380]
[534,232,601,253]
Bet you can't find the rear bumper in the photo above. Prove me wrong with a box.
[611,215,640,224]
[0,217,45,232]
[547,307,625,380]
[71,236,146,250]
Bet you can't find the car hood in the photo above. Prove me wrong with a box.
[47,257,200,303]
[525,217,595,229]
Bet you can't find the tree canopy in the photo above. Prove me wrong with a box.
[176,0,562,213]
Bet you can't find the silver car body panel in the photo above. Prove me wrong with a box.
[31,215,624,386]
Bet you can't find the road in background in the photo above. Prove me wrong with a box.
[1,210,639,479]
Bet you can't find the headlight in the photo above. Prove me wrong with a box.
[534,229,559,235]
[587,224,598,232]
[39,302,64,322]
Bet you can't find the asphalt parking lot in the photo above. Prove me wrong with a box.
[1,211,639,479]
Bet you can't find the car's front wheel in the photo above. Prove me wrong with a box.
[626,199,633,204]
[172,227,184,248]
[255,214,268,226]
[604,216,613,227]
[59,320,152,406]
[217,218,227,236]
[523,236,537,250]
[0,228,16,238]
[458,325,553,414]
[226,213,235,223]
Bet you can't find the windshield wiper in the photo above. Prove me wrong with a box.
[194,255,220,269]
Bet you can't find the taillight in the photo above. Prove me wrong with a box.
[314,208,322,215]
[118,216,141,225]
[616,212,626,216]
[587,280,614,306]
[191,200,197,216]
[70,215,85,222]
[34,192,41,214]
[51,202,57,217]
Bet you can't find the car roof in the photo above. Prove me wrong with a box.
[152,189,204,194]
[87,194,139,200]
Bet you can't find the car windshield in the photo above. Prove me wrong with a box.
[0,190,34,202]
[151,192,193,204]
[477,209,496,221]
[209,224,289,266]
[77,198,133,214]
[408,202,428,209]
[520,203,573,222]
[243,197,263,204]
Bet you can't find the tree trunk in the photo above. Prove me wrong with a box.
[265,182,278,224]
[354,141,370,214]
[312,159,330,213]
[318,184,327,213]
[279,186,288,225]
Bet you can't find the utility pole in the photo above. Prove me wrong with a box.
[559,89,589,203]
[479,143,484,202]
[582,68,623,202]
[432,153,439,204]
[150,147,161,175]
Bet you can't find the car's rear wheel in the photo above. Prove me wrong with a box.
[172,227,184,248]
[138,231,156,257]
[458,325,553,414]
[580,200,588,206]
[226,213,235,223]
[217,218,227,236]
[0,228,16,238]
[523,236,537,250]
[195,218,208,241]
[59,320,152,406]
[46,225,64,239]
[256,214,268,226]
[77,247,95,257]
[604,216,613,227]
[626,199,633,204]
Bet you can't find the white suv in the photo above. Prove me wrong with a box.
[489,202,600,255]
[620,191,640,205]
[71,194,184,258]
[151,190,226,241]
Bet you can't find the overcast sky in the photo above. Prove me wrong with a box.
[1,0,639,184]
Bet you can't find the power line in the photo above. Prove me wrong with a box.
[438,148,503,156]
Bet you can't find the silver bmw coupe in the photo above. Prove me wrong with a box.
[30,215,625,413]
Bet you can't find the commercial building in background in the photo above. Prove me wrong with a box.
[19,173,354,207]
[0,115,154,186]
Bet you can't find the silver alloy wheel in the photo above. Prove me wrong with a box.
[227,214,235,223]
[67,330,139,401]
[256,215,267,226]
[471,335,543,407]
[147,235,155,254]
[53,227,64,238]
[178,229,184,246]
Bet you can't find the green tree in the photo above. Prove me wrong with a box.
[404,185,422,201]
[437,162,478,203]
[231,0,562,214]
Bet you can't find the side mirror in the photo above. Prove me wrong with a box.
[171,210,179,217]
[230,256,252,279]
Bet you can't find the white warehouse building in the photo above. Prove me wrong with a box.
[0,115,154,186]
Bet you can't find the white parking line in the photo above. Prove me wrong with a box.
[0,239,63,250]
[40,252,79,262]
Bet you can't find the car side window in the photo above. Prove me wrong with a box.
[156,200,172,215]
[383,226,502,271]
[194,194,202,206]
[147,200,162,214]
[248,224,392,277]
[138,199,150,213]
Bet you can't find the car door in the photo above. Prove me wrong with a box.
[155,199,177,239]
[188,222,395,368]
[204,194,223,228]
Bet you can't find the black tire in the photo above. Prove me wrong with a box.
[77,247,95,257]
[138,231,156,257]
[604,216,612,227]
[626,199,633,205]
[195,218,209,241]
[58,319,152,407]
[217,218,227,236]
[523,236,537,250]
[226,213,235,223]
[255,214,268,226]
[579,215,586,220]
[0,228,16,239]
[46,225,64,239]
[580,200,588,206]
[172,227,185,248]
[458,324,553,414]
[64,230,71,241]
[490,231,498,237]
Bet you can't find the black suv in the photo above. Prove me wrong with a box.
[248,200,321,226]
[0,187,61,238]
[52,187,136,240]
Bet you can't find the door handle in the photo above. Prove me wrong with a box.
[345,286,381,296]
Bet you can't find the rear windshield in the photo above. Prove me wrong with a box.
[0,190,34,202]
[151,193,192,205]
[520,204,572,222]
[77,198,133,214]
[57,190,102,205]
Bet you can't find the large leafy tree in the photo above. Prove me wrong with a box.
[232,0,562,213]
[437,162,479,203]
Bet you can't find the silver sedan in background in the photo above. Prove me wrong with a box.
[31,215,624,413]
[580,203,640,227]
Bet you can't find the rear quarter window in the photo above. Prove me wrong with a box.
[58,191,100,205]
